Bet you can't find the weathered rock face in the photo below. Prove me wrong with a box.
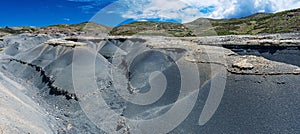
[0,35,107,133]
[229,55,300,75]
[2,34,52,56]
[0,34,299,133]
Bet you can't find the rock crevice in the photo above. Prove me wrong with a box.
[8,58,78,101]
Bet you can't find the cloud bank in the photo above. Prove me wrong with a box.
[68,0,300,23]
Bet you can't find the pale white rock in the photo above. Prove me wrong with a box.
[233,59,254,69]
[45,39,87,47]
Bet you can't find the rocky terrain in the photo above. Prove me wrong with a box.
[0,7,299,134]
[0,32,299,133]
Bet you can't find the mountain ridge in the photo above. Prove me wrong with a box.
[111,8,299,36]
[0,8,299,37]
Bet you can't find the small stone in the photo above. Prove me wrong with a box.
[227,51,236,56]
[116,124,124,131]
[294,68,300,73]
[276,81,286,85]
[116,117,126,131]
[55,116,60,120]
[233,59,254,70]
[67,124,73,130]
[255,80,263,84]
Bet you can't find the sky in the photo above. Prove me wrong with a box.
[1,0,299,27]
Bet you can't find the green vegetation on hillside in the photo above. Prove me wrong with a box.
[109,21,195,37]
[39,22,112,34]
[0,27,38,37]
[194,8,300,35]
[0,8,299,37]
[110,8,299,36]
[0,22,112,36]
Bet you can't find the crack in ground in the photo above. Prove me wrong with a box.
[8,59,78,101]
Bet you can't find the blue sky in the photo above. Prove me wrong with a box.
[0,0,116,27]
[1,0,299,27]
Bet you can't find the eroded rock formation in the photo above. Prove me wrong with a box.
[0,33,299,133]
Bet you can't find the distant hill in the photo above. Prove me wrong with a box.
[0,22,112,37]
[203,8,300,35]
[38,22,112,35]
[110,8,299,36]
[0,26,37,37]
[1,8,299,37]
[109,21,195,37]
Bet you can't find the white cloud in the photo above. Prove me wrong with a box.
[63,18,71,21]
[119,0,300,22]
[69,0,300,23]
[203,0,300,19]
[119,0,206,23]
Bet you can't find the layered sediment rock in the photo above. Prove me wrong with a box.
[0,34,299,133]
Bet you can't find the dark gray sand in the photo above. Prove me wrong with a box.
[0,34,299,133]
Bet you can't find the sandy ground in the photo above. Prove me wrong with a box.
[0,34,299,133]
[0,72,54,134]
